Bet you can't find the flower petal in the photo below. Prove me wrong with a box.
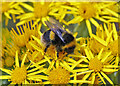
[112,23,118,40]
[100,71,113,84]
[71,59,85,70]
[20,3,34,11]
[0,75,11,79]
[69,80,91,84]
[91,73,95,84]
[4,12,11,19]
[101,51,111,63]
[15,51,19,67]
[92,34,108,46]
[97,72,106,84]
[102,68,118,72]
[97,48,104,60]
[105,8,118,17]
[27,69,47,76]
[90,18,99,28]
[21,50,29,67]
[0,68,12,75]
[86,19,92,37]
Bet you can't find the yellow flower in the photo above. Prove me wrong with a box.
[91,23,118,56]
[1,2,24,25]
[16,1,73,28]
[70,47,119,84]
[0,50,46,84]
[16,1,57,27]
[64,2,119,36]
[9,21,40,62]
[34,61,91,84]
[26,44,91,84]
[10,21,39,47]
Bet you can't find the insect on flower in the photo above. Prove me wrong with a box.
[41,17,76,56]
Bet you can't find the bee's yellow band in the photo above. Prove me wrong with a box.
[50,31,55,40]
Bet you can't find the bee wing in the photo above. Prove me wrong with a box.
[45,21,66,43]
[48,17,65,30]
[54,29,65,43]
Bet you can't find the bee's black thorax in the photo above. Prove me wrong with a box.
[62,33,74,44]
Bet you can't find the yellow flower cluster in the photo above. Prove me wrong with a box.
[0,1,119,85]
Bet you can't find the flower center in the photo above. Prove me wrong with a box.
[2,2,10,12]
[89,57,103,72]
[34,2,50,18]
[78,3,97,19]
[48,67,70,84]
[11,66,27,84]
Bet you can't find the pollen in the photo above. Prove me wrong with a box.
[89,57,103,72]
[11,66,27,84]
[46,45,56,58]
[48,67,70,84]
[5,56,14,67]
[58,51,67,60]
[78,3,97,19]
[34,2,50,18]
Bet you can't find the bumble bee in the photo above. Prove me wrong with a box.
[41,17,76,55]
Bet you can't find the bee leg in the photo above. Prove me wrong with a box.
[44,44,50,53]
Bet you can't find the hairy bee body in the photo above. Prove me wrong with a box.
[41,17,76,55]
